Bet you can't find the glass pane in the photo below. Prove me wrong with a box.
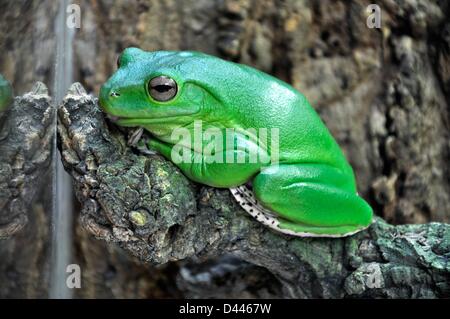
[0,1,57,298]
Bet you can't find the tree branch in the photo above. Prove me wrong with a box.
[0,83,54,239]
[58,83,450,298]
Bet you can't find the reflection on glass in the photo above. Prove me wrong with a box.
[0,74,12,113]
[0,1,56,298]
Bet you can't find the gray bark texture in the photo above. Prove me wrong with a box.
[0,82,53,238]
[58,84,450,298]
[0,1,57,95]
[0,83,54,298]
[0,0,57,299]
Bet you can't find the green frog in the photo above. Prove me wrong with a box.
[99,48,373,237]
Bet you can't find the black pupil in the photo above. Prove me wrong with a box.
[149,76,177,101]
[153,85,172,93]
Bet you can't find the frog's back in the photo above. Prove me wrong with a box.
[264,93,354,179]
[149,51,354,175]
[175,52,351,173]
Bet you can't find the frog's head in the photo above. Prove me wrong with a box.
[100,47,299,137]
[100,48,228,133]
[0,74,13,112]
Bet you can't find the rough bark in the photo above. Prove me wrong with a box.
[0,82,53,238]
[0,1,58,298]
[0,83,54,298]
[58,84,450,298]
[0,1,57,95]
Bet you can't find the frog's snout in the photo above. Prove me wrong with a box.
[99,82,121,111]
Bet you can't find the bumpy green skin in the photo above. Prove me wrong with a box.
[100,48,373,236]
[0,74,13,113]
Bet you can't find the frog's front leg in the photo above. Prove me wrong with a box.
[147,138,263,188]
[250,163,373,237]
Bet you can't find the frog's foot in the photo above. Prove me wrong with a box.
[230,185,371,238]
[127,128,157,156]
[128,127,144,146]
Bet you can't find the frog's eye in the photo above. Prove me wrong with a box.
[148,76,178,102]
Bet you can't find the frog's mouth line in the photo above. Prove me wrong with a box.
[107,112,200,126]
[107,115,121,122]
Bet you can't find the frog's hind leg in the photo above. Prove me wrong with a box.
[230,185,368,238]
[239,164,373,238]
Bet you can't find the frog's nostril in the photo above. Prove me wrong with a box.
[99,84,114,110]
[110,90,121,98]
